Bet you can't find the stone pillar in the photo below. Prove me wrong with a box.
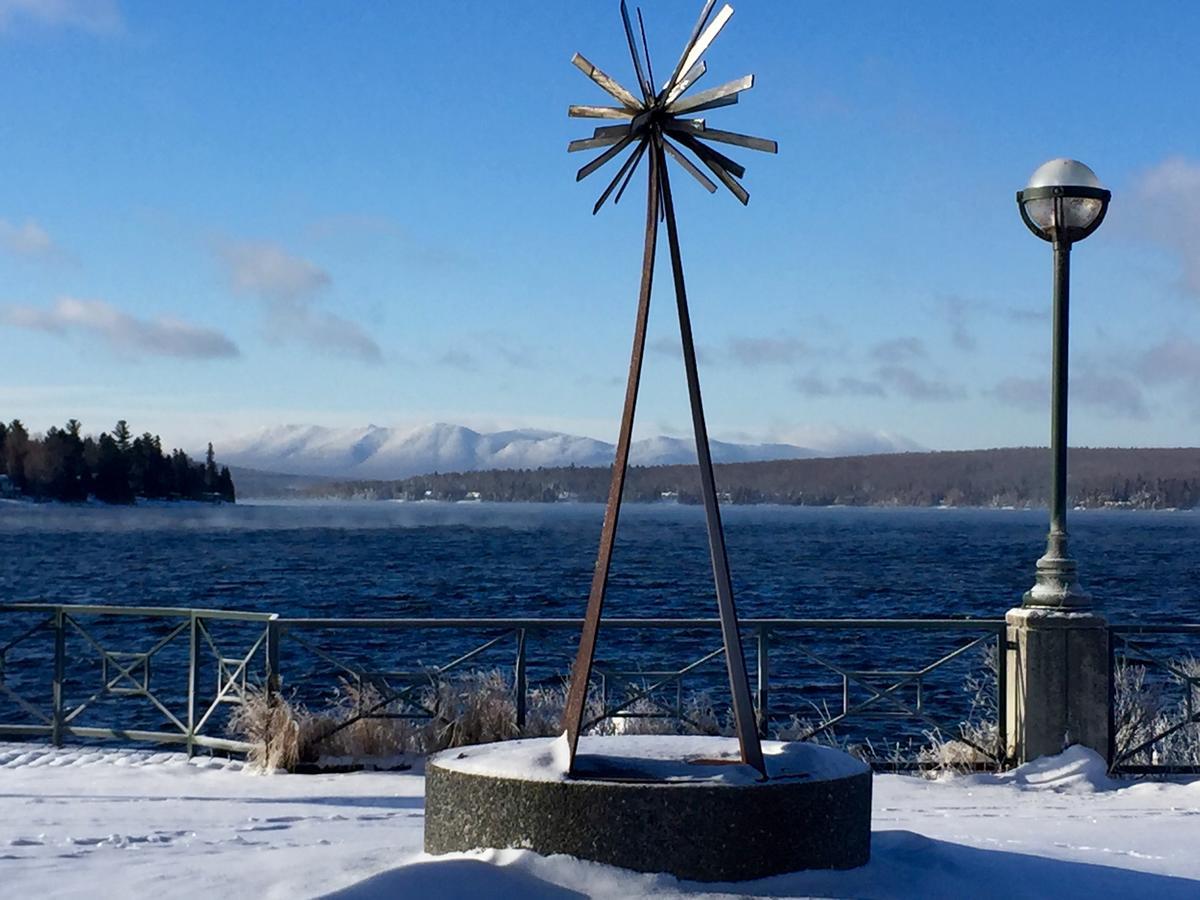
[1005,607,1110,765]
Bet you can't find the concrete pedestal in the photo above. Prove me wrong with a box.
[1005,607,1109,764]
[425,735,872,881]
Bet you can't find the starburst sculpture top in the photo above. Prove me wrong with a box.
[569,1,776,215]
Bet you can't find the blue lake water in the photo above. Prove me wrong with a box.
[1,501,1196,621]
[1,501,1196,746]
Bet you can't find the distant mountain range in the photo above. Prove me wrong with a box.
[215,423,923,480]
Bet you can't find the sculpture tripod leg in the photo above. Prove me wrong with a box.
[657,143,766,778]
[562,148,661,767]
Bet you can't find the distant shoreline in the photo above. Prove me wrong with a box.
[232,447,1200,511]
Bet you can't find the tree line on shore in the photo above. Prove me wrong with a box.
[0,418,235,504]
[302,447,1200,510]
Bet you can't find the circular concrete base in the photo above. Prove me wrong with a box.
[424,735,871,881]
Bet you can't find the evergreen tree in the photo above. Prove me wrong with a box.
[4,420,29,491]
[217,466,236,502]
[205,442,218,492]
[113,420,132,453]
[93,433,134,504]
[0,421,7,476]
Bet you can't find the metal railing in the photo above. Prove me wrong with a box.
[1,603,1007,769]
[1109,623,1200,775]
[0,603,277,754]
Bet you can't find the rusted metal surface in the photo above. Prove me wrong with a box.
[562,150,661,766]
[656,142,766,776]
[564,1,777,778]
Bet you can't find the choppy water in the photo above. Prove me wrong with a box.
[2,501,1196,620]
[1,501,1196,747]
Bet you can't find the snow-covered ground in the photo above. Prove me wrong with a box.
[2,742,1198,899]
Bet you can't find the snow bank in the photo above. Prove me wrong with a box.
[2,742,1199,899]
[958,745,1119,793]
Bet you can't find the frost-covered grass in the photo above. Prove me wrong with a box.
[227,649,1200,775]
[1114,656,1200,766]
[2,742,1199,899]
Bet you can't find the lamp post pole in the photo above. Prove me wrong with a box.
[1025,234,1088,608]
[1007,158,1113,766]
[1016,162,1111,610]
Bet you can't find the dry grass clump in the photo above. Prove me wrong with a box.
[229,671,745,772]
[226,689,300,773]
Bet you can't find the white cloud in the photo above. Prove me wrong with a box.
[1,296,239,359]
[213,238,382,363]
[266,308,382,364]
[1072,373,1149,420]
[0,0,122,34]
[0,218,61,261]
[726,336,807,367]
[1132,157,1200,297]
[1137,337,1200,384]
[990,370,1148,420]
[875,364,964,401]
[989,376,1043,412]
[215,239,331,302]
[793,372,885,398]
[870,337,926,364]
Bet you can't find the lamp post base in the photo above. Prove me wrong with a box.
[1023,528,1091,610]
[1023,552,1091,609]
[1005,607,1109,765]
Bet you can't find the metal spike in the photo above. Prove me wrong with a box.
[662,138,718,193]
[569,133,628,153]
[637,9,655,95]
[676,136,748,204]
[614,141,649,206]
[660,0,716,97]
[674,4,734,92]
[571,53,644,110]
[620,1,651,101]
[662,118,706,135]
[689,126,777,154]
[569,105,636,120]
[664,60,707,107]
[674,131,745,179]
[576,134,637,182]
[669,74,753,114]
[593,123,633,139]
[672,93,738,115]
[597,140,649,214]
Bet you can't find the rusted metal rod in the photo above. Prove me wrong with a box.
[656,141,765,777]
[562,149,662,767]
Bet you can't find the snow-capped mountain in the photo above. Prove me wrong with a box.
[214,423,920,480]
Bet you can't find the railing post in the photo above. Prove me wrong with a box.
[52,608,65,747]
[996,626,1008,767]
[1107,627,1116,770]
[514,628,527,732]
[187,612,198,757]
[756,626,769,738]
[266,619,281,700]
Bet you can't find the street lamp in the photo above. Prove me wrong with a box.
[1016,158,1111,609]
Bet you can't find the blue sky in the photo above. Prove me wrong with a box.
[2,0,1199,455]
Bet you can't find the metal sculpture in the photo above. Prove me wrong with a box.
[562,1,777,778]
